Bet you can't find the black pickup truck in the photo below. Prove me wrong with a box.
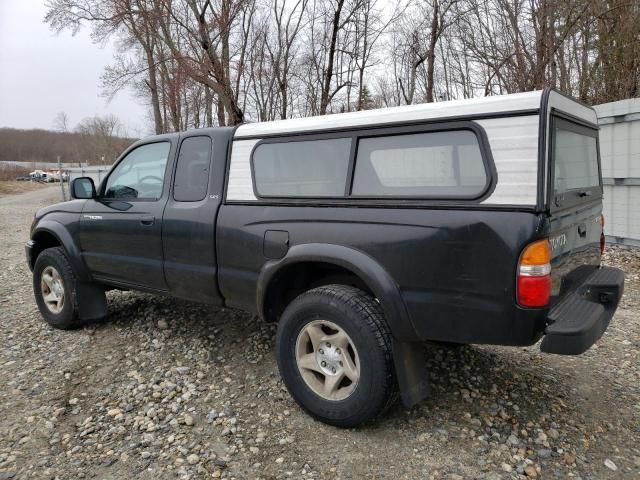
[27,89,624,427]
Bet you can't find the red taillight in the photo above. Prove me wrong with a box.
[517,276,552,307]
[600,214,605,256]
[517,240,551,308]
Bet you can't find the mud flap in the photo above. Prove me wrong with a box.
[76,282,108,321]
[392,339,429,409]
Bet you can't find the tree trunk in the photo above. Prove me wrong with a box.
[319,0,345,115]
[216,95,226,126]
[533,0,549,90]
[425,0,440,103]
[280,78,288,119]
[205,85,214,127]
[144,46,164,134]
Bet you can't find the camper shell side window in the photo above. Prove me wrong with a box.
[249,121,496,202]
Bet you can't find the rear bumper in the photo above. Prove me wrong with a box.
[541,266,624,355]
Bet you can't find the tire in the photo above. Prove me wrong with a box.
[276,285,397,427]
[432,341,466,349]
[33,247,83,329]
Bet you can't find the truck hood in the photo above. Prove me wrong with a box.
[33,199,86,223]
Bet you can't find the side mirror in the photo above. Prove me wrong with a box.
[71,177,97,199]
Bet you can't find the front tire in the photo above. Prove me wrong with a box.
[276,285,397,427]
[33,247,83,329]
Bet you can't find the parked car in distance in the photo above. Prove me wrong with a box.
[27,169,68,183]
[29,170,49,182]
[26,89,624,427]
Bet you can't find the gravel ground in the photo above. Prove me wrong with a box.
[0,187,639,480]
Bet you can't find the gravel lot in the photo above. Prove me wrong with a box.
[1,187,639,480]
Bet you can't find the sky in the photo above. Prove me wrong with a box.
[0,0,148,136]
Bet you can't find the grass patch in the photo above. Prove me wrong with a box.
[0,181,48,196]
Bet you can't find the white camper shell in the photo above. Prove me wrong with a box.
[226,89,599,208]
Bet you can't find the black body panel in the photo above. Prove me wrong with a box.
[547,200,602,306]
[216,205,549,344]
[79,198,170,290]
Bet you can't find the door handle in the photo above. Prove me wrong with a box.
[140,215,155,226]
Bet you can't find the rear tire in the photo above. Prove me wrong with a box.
[432,341,466,349]
[276,285,397,427]
[33,247,83,329]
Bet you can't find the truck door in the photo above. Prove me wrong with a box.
[162,132,224,304]
[79,141,174,291]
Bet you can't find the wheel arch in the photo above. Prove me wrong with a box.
[256,243,416,341]
[31,220,90,282]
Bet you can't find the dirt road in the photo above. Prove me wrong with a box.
[0,187,638,479]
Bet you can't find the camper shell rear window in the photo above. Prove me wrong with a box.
[550,115,602,209]
[250,122,494,201]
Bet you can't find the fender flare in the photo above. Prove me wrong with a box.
[32,220,91,282]
[256,243,417,341]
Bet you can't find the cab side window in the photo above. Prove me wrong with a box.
[173,136,212,202]
[104,142,171,200]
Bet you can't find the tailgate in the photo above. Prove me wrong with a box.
[547,115,603,306]
[548,203,602,305]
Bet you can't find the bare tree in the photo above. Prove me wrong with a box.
[46,0,640,132]
[53,112,70,132]
[75,115,128,164]
[269,0,308,119]
[318,0,361,114]
[46,0,167,134]
[390,0,458,105]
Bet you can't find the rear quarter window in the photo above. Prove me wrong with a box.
[173,136,212,202]
[351,130,488,197]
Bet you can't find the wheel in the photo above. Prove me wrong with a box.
[33,247,83,329]
[276,285,397,427]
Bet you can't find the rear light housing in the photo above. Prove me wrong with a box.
[517,239,552,308]
[600,214,605,256]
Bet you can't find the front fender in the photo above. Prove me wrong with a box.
[256,243,417,341]
[32,219,90,282]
